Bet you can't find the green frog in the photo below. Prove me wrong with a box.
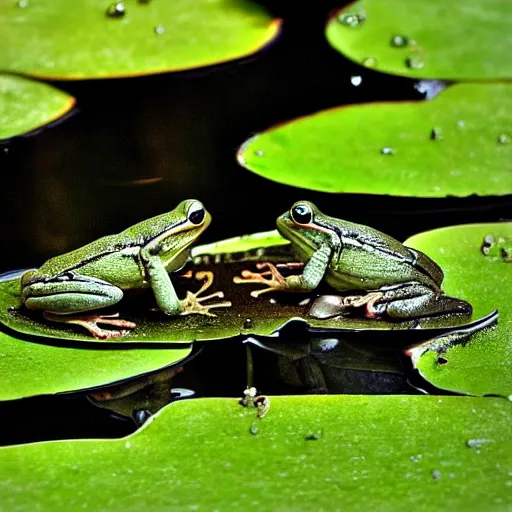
[234,201,472,321]
[21,199,231,339]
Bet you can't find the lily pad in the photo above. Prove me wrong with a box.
[237,83,512,198]
[0,328,191,401]
[326,0,512,80]
[0,0,280,79]
[0,242,487,344]
[0,73,75,140]
[191,229,290,257]
[405,223,512,396]
[1,396,511,510]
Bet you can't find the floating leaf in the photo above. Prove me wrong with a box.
[326,0,512,80]
[237,83,512,197]
[0,396,511,509]
[0,0,280,79]
[0,329,191,401]
[0,73,75,140]
[191,229,289,257]
[405,223,512,396]
[0,241,487,344]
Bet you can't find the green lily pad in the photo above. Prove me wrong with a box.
[1,396,511,509]
[191,229,290,257]
[0,328,191,401]
[326,0,512,80]
[0,238,484,345]
[0,73,75,140]
[405,223,512,396]
[0,0,280,79]
[238,83,512,198]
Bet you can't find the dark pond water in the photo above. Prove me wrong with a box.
[1,1,510,445]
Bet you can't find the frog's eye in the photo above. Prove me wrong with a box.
[188,204,206,225]
[291,203,313,225]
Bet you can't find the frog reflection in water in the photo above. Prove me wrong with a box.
[21,200,231,339]
[234,201,472,321]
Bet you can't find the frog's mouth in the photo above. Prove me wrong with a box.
[160,211,212,271]
[277,214,323,260]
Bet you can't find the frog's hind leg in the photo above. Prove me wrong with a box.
[44,312,137,340]
[24,276,135,339]
[374,283,472,320]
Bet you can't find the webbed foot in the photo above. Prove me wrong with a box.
[179,271,231,317]
[44,312,136,340]
[233,262,300,297]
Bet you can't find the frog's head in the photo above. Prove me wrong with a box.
[145,199,211,271]
[277,201,339,260]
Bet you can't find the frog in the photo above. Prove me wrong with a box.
[21,199,231,339]
[234,201,472,321]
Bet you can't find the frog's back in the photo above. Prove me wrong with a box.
[332,219,444,285]
[35,232,142,277]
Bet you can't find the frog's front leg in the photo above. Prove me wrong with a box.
[370,282,472,320]
[234,244,331,298]
[140,250,231,317]
[22,273,135,339]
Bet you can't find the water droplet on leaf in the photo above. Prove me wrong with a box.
[106,1,125,18]
[337,12,366,27]
[481,234,495,255]
[497,134,509,144]
[250,423,259,435]
[457,120,465,129]
[432,469,441,480]
[243,318,253,329]
[381,147,395,155]
[405,55,424,69]
[255,150,264,156]
[390,35,410,48]
[154,25,165,35]
[305,430,323,441]
[430,127,443,141]
[16,0,28,8]
[362,57,377,68]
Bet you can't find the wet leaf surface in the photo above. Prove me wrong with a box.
[326,0,512,80]
[0,0,280,79]
[237,83,512,197]
[1,396,511,510]
[0,73,75,140]
[405,223,512,396]
[0,238,485,344]
[0,327,191,401]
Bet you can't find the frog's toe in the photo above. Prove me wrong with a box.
[179,290,231,317]
[44,312,136,339]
